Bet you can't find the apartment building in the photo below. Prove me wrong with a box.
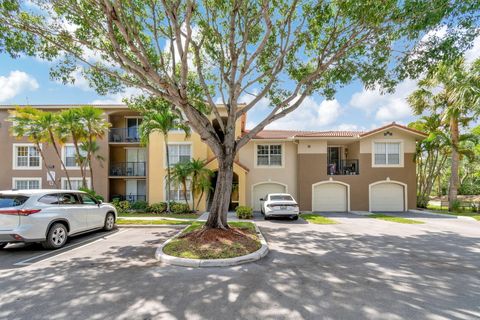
[0,104,426,212]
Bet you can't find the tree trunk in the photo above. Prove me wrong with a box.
[205,154,234,229]
[448,118,460,211]
[87,134,95,191]
[72,137,87,188]
[164,136,171,213]
[49,130,72,189]
[36,142,59,188]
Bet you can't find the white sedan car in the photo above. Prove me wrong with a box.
[260,193,300,220]
[0,189,117,250]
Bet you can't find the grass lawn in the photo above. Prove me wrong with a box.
[369,214,425,224]
[301,213,338,224]
[426,205,480,221]
[118,212,200,219]
[117,219,193,225]
[163,221,261,259]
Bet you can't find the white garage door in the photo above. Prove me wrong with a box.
[370,183,405,212]
[252,183,286,211]
[312,183,347,212]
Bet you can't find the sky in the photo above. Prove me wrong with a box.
[0,35,479,132]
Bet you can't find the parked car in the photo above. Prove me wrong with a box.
[260,193,300,220]
[0,189,117,250]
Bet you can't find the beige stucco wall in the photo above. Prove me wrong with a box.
[298,140,327,154]
[239,140,298,207]
[360,128,417,153]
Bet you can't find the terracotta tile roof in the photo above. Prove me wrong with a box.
[295,131,365,137]
[359,122,427,138]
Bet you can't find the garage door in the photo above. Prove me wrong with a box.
[252,183,286,211]
[312,183,348,212]
[370,183,404,212]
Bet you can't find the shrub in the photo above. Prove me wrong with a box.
[112,199,131,214]
[131,200,148,211]
[79,187,104,202]
[170,202,190,214]
[147,202,167,214]
[451,199,461,212]
[236,206,253,219]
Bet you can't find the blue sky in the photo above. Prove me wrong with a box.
[1,35,479,132]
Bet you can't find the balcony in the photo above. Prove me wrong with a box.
[109,127,141,143]
[111,194,146,203]
[327,159,359,175]
[110,162,146,177]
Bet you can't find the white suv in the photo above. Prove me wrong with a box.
[0,189,117,250]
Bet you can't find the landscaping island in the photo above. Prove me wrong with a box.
[157,222,269,267]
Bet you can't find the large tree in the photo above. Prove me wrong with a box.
[1,0,478,228]
[408,58,480,211]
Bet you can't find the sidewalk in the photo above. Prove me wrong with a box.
[197,211,240,221]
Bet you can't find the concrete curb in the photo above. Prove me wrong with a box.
[155,223,269,268]
[410,209,477,221]
[118,216,196,222]
[117,224,188,228]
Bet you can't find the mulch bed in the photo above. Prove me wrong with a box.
[164,225,261,259]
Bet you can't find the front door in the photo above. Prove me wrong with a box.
[126,180,146,202]
[126,148,146,176]
[327,147,341,175]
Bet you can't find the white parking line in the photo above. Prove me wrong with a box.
[13,229,129,266]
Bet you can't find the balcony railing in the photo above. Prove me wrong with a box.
[111,194,146,203]
[109,127,141,143]
[327,159,359,175]
[110,162,146,176]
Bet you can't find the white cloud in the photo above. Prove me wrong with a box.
[265,97,342,130]
[349,79,417,123]
[0,71,39,103]
[90,87,144,104]
[465,35,480,63]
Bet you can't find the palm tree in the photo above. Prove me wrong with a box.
[57,108,89,188]
[170,161,192,210]
[129,96,190,212]
[408,57,480,211]
[78,106,110,191]
[7,107,58,188]
[80,140,106,190]
[189,159,213,211]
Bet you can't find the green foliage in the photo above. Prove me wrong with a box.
[146,202,167,214]
[235,206,253,219]
[130,200,148,211]
[78,187,104,202]
[451,200,461,212]
[171,202,191,214]
[112,199,131,214]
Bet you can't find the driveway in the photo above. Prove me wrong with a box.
[0,216,479,320]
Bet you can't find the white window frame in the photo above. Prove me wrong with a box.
[165,142,192,168]
[12,177,42,190]
[371,140,404,168]
[62,144,88,170]
[12,143,42,170]
[254,142,285,168]
[163,179,193,203]
[61,177,91,190]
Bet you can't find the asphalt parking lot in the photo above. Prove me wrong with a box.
[0,214,479,320]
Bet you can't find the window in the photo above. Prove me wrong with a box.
[374,142,401,166]
[168,181,191,202]
[58,193,80,205]
[257,144,282,166]
[126,117,142,140]
[0,195,29,208]
[63,145,87,168]
[167,144,191,166]
[13,178,41,190]
[79,193,97,205]
[13,144,41,169]
[61,178,91,190]
[38,194,60,205]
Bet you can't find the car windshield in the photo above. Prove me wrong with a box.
[0,195,29,208]
[270,195,293,201]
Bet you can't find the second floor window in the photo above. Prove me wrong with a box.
[168,144,191,166]
[64,145,87,168]
[257,144,282,166]
[14,145,41,169]
[374,142,400,165]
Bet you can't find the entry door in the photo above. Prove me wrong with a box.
[327,147,341,174]
[126,180,146,202]
[126,118,142,140]
[126,148,146,176]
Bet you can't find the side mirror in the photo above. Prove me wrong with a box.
[259,198,264,201]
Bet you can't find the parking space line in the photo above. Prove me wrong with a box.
[14,229,129,266]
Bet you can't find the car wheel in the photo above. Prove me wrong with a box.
[0,243,7,249]
[104,212,115,231]
[292,215,299,221]
[264,215,270,220]
[42,223,68,250]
